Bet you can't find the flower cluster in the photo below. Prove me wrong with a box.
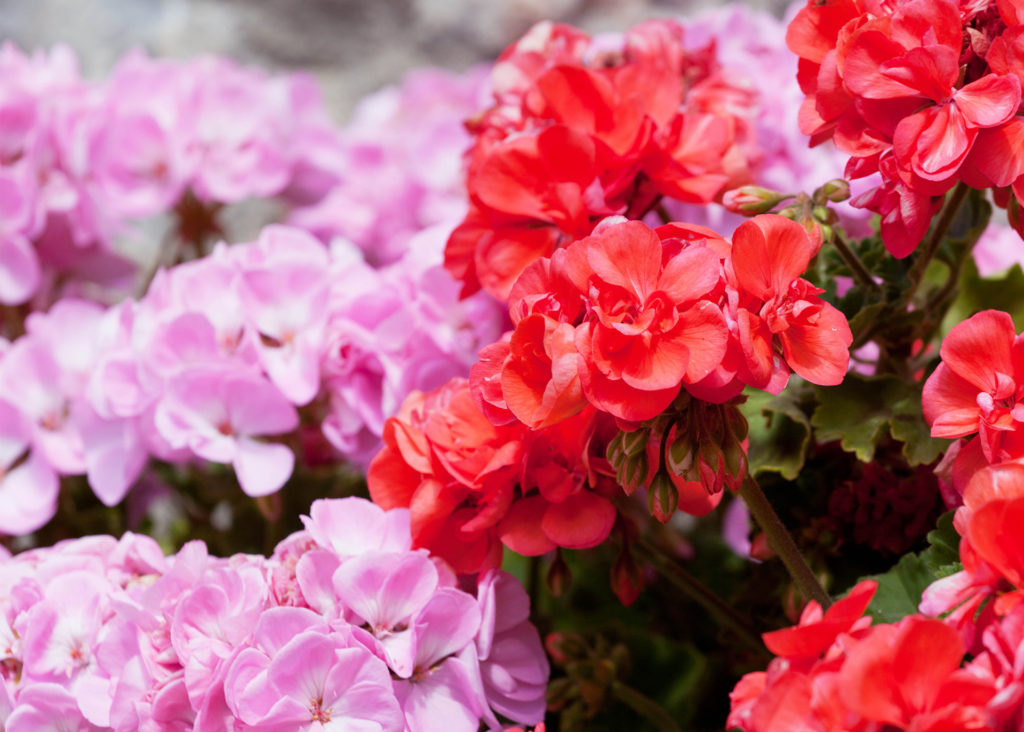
[479,214,851,428]
[0,224,502,535]
[367,213,852,560]
[288,66,491,267]
[0,497,548,731]
[367,379,620,574]
[786,0,1024,255]
[727,579,999,730]
[0,44,342,309]
[922,309,1024,492]
[444,18,761,301]
[664,5,874,240]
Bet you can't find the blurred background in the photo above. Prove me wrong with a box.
[0,0,789,119]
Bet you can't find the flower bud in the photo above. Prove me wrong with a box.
[723,186,791,215]
[648,472,679,523]
[611,549,644,606]
[547,549,572,597]
[815,178,851,203]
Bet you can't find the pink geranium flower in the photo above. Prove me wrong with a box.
[154,369,298,497]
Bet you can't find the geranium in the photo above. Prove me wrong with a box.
[786,0,1024,255]
[0,498,549,730]
[922,309,1024,490]
[729,215,852,392]
[446,18,758,300]
[368,379,620,573]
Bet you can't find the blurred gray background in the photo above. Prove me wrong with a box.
[0,0,788,119]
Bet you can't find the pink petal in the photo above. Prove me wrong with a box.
[0,234,40,306]
[0,452,59,534]
[412,588,482,670]
[225,375,299,436]
[333,552,438,630]
[233,437,294,497]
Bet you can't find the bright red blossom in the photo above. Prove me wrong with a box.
[367,379,620,574]
[787,0,1024,256]
[923,310,1024,490]
[569,220,729,422]
[475,216,852,432]
[729,215,853,392]
[446,19,758,300]
[729,580,998,731]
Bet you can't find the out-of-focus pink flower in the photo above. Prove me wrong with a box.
[154,370,299,497]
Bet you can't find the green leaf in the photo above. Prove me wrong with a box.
[920,511,960,576]
[942,259,1024,338]
[811,373,946,466]
[862,510,962,623]
[863,552,934,624]
[741,386,812,480]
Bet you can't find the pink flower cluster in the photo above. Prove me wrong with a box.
[0,224,502,535]
[0,43,341,309]
[289,66,491,267]
[0,497,548,731]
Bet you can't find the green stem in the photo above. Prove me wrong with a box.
[611,680,683,732]
[634,539,767,656]
[903,182,969,305]
[739,476,831,609]
[831,232,877,292]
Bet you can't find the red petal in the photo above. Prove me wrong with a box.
[732,215,813,299]
[939,310,1017,393]
[585,221,663,302]
[839,625,904,725]
[968,497,1024,586]
[577,329,680,421]
[498,496,558,556]
[955,73,1021,128]
[763,579,877,658]
[541,491,617,549]
[779,299,852,386]
[922,363,984,437]
[964,120,1024,188]
[658,245,722,304]
[890,618,965,714]
[845,31,919,99]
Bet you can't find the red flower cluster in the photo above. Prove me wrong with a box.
[445,19,758,300]
[474,215,852,426]
[921,462,1024,641]
[923,309,1024,491]
[787,0,1024,255]
[728,579,998,731]
[366,378,620,574]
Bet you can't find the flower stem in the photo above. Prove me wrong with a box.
[903,182,969,305]
[611,680,683,732]
[831,232,877,291]
[739,476,832,609]
[634,538,768,656]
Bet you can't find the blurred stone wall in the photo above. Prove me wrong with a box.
[0,0,790,120]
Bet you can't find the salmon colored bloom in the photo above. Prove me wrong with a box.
[923,310,1024,490]
[729,215,852,392]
